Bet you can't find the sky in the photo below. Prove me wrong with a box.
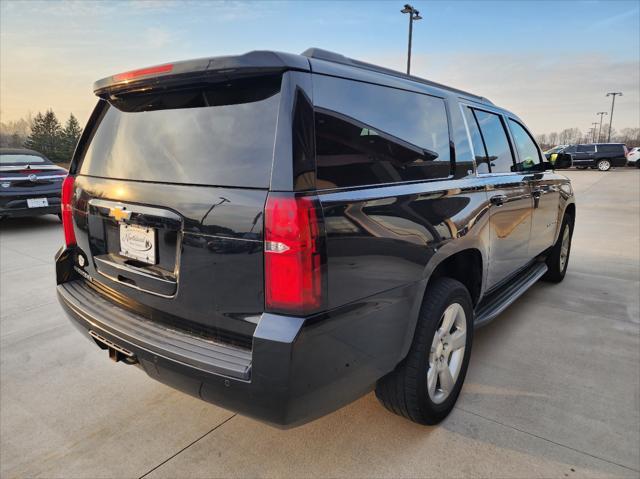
[1,0,639,135]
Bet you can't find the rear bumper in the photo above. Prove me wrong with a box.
[56,249,422,427]
[0,190,61,217]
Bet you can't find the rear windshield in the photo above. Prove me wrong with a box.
[79,75,282,188]
[1,154,47,165]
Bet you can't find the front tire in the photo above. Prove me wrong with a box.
[543,214,573,283]
[597,159,611,171]
[375,277,473,425]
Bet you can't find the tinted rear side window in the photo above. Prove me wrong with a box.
[597,144,623,154]
[79,75,282,188]
[313,75,451,189]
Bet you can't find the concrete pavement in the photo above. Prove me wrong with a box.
[1,169,639,478]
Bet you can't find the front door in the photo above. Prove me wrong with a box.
[506,118,561,257]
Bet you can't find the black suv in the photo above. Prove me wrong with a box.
[55,49,575,427]
[563,143,628,171]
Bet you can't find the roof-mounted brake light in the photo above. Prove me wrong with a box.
[113,64,174,82]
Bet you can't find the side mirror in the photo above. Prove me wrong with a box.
[548,152,572,170]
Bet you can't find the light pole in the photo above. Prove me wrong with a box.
[596,112,607,142]
[606,92,622,142]
[591,122,599,143]
[401,4,422,75]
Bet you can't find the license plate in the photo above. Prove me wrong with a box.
[27,198,48,208]
[119,224,156,264]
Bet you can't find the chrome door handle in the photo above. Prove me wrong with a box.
[490,194,508,206]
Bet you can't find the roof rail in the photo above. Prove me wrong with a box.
[301,48,492,104]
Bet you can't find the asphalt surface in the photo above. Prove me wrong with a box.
[1,169,639,478]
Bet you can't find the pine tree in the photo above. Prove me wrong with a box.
[23,109,63,162]
[60,114,83,162]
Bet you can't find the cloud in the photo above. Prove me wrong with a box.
[591,7,640,29]
[143,27,173,49]
[0,0,177,17]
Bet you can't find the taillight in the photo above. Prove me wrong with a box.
[61,175,76,247]
[264,193,324,315]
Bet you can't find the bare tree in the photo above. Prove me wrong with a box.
[535,133,548,149]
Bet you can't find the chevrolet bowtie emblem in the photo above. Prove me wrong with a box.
[108,206,131,222]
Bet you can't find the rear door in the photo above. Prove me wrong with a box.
[463,106,533,289]
[71,73,285,349]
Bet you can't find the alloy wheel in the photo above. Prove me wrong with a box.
[559,224,570,271]
[597,160,611,171]
[427,303,467,404]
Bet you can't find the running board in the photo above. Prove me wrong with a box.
[474,262,548,328]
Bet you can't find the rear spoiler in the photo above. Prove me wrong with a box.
[93,50,310,98]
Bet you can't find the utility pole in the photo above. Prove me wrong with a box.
[596,112,607,142]
[591,122,599,143]
[401,4,422,75]
[605,92,622,142]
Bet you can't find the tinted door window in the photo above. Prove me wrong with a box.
[473,110,515,173]
[79,75,282,188]
[508,119,541,171]
[314,75,451,189]
[463,107,490,174]
[577,144,595,153]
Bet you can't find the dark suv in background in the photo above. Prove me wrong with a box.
[56,49,575,427]
[0,148,67,219]
[563,143,628,171]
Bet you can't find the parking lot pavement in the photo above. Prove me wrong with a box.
[1,169,638,478]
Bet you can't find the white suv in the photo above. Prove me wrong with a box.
[627,147,640,167]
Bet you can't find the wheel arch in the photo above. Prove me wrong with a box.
[552,200,576,245]
[564,202,576,226]
[425,248,484,308]
[395,247,484,374]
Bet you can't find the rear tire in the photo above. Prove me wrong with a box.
[542,213,573,283]
[597,160,611,171]
[375,277,473,425]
